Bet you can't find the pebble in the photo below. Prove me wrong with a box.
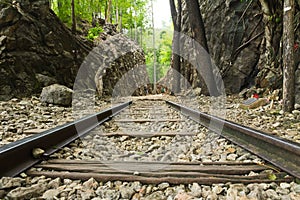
[189,183,202,197]
[119,185,135,199]
[265,189,280,199]
[292,184,300,193]
[0,177,25,189]
[144,191,165,200]
[158,182,170,190]
[280,183,291,189]
[226,153,238,161]
[42,189,60,199]
[83,178,98,189]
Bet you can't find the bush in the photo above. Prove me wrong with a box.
[86,26,103,41]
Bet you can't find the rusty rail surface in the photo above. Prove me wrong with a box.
[166,100,300,179]
[0,101,132,177]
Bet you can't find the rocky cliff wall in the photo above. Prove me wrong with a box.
[199,0,265,93]
[161,0,265,94]
[163,0,299,100]
[0,0,92,100]
[0,0,148,100]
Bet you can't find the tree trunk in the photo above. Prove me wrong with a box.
[107,0,112,23]
[115,3,119,25]
[169,0,181,93]
[106,0,112,23]
[120,9,123,33]
[151,0,157,93]
[71,0,76,33]
[282,0,295,112]
[185,0,220,96]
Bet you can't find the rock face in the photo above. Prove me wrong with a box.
[163,0,300,96]
[0,0,91,100]
[199,0,264,93]
[40,84,73,106]
[161,0,264,94]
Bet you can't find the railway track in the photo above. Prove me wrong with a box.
[0,97,300,199]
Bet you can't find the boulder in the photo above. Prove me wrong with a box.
[73,34,149,100]
[40,84,73,106]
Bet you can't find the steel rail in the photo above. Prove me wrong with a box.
[166,100,300,179]
[0,101,132,177]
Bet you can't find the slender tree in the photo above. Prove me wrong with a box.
[185,0,220,96]
[106,0,112,23]
[71,0,76,33]
[282,0,295,112]
[151,0,157,92]
[169,0,181,93]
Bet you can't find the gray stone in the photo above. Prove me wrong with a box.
[80,190,95,200]
[158,182,170,190]
[265,189,280,200]
[83,178,98,190]
[276,186,290,195]
[280,183,291,189]
[193,88,202,96]
[212,185,224,195]
[144,191,166,200]
[42,189,60,200]
[40,84,73,106]
[6,183,47,199]
[35,74,57,87]
[119,186,135,199]
[95,188,120,199]
[48,178,61,189]
[189,183,202,197]
[202,186,212,198]
[0,177,25,189]
[146,185,153,194]
[226,153,238,161]
[291,184,300,193]
[63,179,73,185]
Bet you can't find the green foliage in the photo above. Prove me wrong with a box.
[86,26,104,41]
[51,0,151,33]
[268,173,277,181]
[51,0,172,82]
[143,27,173,82]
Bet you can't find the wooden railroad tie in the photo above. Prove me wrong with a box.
[100,131,195,137]
[114,119,184,123]
[27,160,292,185]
